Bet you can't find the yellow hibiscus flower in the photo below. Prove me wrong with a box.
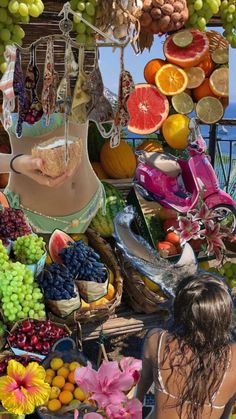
[0,360,50,415]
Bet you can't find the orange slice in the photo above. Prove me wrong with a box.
[155,64,188,96]
[196,97,224,124]
[209,68,228,97]
[184,67,205,89]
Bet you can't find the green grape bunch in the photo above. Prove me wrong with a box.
[186,0,221,31]
[0,261,46,322]
[69,0,98,45]
[0,0,44,74]
[13,233,46,265]
[220,0,236,47]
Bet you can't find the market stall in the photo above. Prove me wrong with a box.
[0,0,235,417]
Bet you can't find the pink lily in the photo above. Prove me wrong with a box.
[192,203,212,223]
[106,398,142,419]
[75,360,133,409]
[202,221,227,261]
[120,357,142,384]
[177,216,202,245]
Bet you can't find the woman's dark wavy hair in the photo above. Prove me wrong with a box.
[162,273,233,419]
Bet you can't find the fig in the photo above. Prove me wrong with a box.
[143,0,153,11]
[150,7,162,19]
[140,11,152,27]
[174,1,184,12]
[162,4,174,15]
[152,0,164,6]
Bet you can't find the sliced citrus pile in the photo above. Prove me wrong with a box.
[171,92,194,115]
[144,58,165,85]
[197,51,215,77]
[196,97,224,124]
[185,67,205,89]
[211,48,228,64]
[155,64,188,96]
[209,68,229,97]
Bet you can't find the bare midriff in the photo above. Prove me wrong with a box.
[6,121,100,216]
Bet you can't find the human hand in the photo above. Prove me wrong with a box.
[12,154,74,187]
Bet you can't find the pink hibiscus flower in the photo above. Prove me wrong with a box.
[106,398,142,419]
[120,357,142,384]
[75,360,133,409]
[83,414,104,419]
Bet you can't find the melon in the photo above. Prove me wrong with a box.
[164,29,209,68]
[49,229,75,263]
[90,182,125,237]
[127,84,169,135]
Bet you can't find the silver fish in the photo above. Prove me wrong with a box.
[113,206,198,298]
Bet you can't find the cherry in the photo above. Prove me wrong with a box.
[31,336,38,346]
[17,333,27,349]
[35,342,43,352]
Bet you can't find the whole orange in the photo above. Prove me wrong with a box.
[165,232,180,246]
[63,383,75,392]
[59,390,73,405]
[68,371,76,384]
[198,52,215,77]
[193,78,217,102]
[144,59,165,85]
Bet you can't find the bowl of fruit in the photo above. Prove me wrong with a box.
[8,319,71,360]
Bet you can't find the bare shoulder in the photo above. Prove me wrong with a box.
[144,328,166,359]
[230,342,236,362]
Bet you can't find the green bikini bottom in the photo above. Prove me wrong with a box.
[4,183,105,234]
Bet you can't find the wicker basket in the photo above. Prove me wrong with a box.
[119,254,169,315]
[49,229,123,325]
[207,30,229,53]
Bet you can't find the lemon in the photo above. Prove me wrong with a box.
[74,387,86,401]
[50,357,64,371]
[196,97,224,124]
[171,92,194,115]
[49,386,61,400]
[162,114,190,150]
[209,68,229,97]
[69,362,81,372]
[184,67,205,89]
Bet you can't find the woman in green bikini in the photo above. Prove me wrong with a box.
[0,114,104,233]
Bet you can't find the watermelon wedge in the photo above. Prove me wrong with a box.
[49,229,74,263]
[127,84,169,135]
[164,29,209,68]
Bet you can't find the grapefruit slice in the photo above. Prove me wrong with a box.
[127,84,169,135]
[164,29,209,69]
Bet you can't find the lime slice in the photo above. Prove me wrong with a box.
[173,30,193,48]
[196,96,224,124]
[171,92,194,115]
[211,48,228,64]
[185,67,205,89]
[209,67,228,97]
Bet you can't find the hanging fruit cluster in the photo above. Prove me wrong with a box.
[0,0,44,74]
[186,0,221,31]
[139,0,189,34]
[96,0,142,41]
[220,0,236,47]
[69,0,98,45]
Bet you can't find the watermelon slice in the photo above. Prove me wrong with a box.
[127,84,169,135]
[49,229,74,263]
[164,29,209,68]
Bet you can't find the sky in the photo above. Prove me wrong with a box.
[99,28,236,104]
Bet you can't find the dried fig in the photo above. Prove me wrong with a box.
[143,0,153,11]
[150,7,162,19]
[140,11,153,27]
[162,4,174,15]
[158,15,171,32]
[151,19,162,33]
[152,0,164,6]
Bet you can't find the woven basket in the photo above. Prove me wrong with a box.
[119,254,169,315]
[207,30,229,53]
[49,229,123,325]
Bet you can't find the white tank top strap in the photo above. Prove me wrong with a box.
[157,331,170,395]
